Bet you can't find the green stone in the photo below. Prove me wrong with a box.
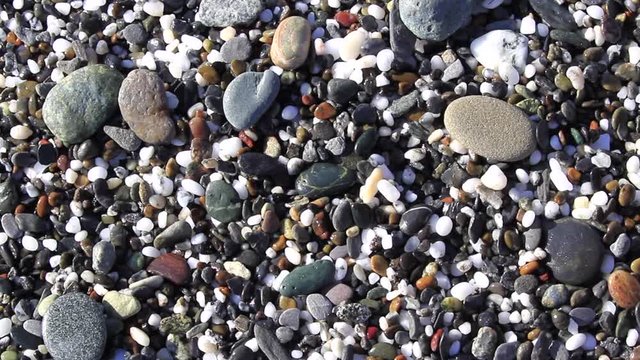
[369,342,397,360]
[42,65,124,145]
[295,163,356,198]
[37,294,58,316]
[441,296,463,312]
[205,180,242,223]
[280,260,335,296]
[570,128,584,144]
[102,291,141,319]
[127,252,145,272]
[160,314,192,335]
[366,287,388,300]
[1,351,18,360]
[554,73,572,92]
[0,177,18,215]
[354,128,378,157]
[515,98,541,115]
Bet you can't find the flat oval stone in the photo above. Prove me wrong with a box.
[205,180,242,223]
[42,65,123,145]
[608,270,640,309]
[102,291,141,319]
[197,0,263,27]
[223,71,280,130]
[43,293,107,360]
[295,163,357,198]
[444,96,536,162]
[280,260,335,296]
[271,16,311,70]
[398,0,473,41]
[545,218,603,286]
[147,253,190,285]
[118,69,175,144]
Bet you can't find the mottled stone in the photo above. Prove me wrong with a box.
[205,180,242,223]
[147,253,190,285]
[271,16,311,70]
[197,0,263,27]
[398,0,473,41]
[43,65,123,145]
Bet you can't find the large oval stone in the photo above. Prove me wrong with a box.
[43,293,107,360]
[280,260,335,296]
[398,0,473,41]
[205,180,242,223]
[118,69,175,144]
[544,218,603,286]
[295,163,357,198]
[197,0,263,27]
[223,71,280,130]
[43,65,123,145]
[608,270,640,309]
[444,95,536,162]
[271,16,311,70]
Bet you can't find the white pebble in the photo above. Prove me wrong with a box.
[377,180,400,202]
[429,241,446,259]
[450,282,475,301]
[130,327,150,347]
[565,333,586,351]
[377,49,394,72]
[181,179,204,196]
[435,216,453,236]
[481,165,507,191]
[87,167,108,182]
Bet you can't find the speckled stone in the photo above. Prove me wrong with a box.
[545,218,603,286]
[444,95,536,162]
[43,293,106,360]
[271,16,311,70]
[398,0,473,41]
[197,0,263,27]
[42,65,123,145]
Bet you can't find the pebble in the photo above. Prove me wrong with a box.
[295,163,357,198]
[223,71,280,130]
[197,0,263,27]
[481,165,508,191]
[529,0,577,31]
[305,294,333,320]
[118,69,175,144]
[102,291,141,319]
[542,284,569,308]
[271,16,311,70]
[42,65,123,145]
[472,327,498,358]
[130,327,150,347]
[255,323,291,360]
[444,96,536,162]
[470,30,528,73]
[279,260,335,296]
[608,270,640,309]
[221,36,252,63]
[0,178,18,215]
[398,0,473,41]
[42,293,107,360]
[153,220,192,248]
[148,253,191,285]
[92,240,116,273]
[545,218,603,285]
[205,180,242,223]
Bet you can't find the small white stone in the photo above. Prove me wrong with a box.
[376,49,394,72]
[630,47,640,65]
[627,328,639,347]
[87,167,108,182]
[130,327,150,347]
[481,165,507,191]
[22,235,38,252]
[450,282,475,301]
[300,209,314,227]
[471,30,528,73]
[566,66,584,90]
[181,179,205,196]
[284,248,301,265]
[377,180,400,202]
[586,5,604,20]
[0,318,11,338]
[565,333,586,351]
[218,137,243,159]
[339,29,366,61]
[435,216,453,236]
[10,125,32,140]
[429,241,446,259]
[136,217,154,232]
[65,216,81,233]
[520,14,536,35]
[143,0,164,16]
[473,272,490,288]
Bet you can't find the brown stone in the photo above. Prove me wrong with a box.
[371,255,388,276]
[261,210,280,233]
[147,253,191,285]
[36,195,49,218]
[619,184,636,207]
[189,116,210,139]
[314,102,336,120]
[415,276,436,290]
[270,16,311,70]
[608,270,640,309]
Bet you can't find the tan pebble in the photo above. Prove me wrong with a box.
[360,167,384,203]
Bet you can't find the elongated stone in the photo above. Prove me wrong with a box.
[295,163,357,198]
[271,16,311,70]
[279,260,335,296]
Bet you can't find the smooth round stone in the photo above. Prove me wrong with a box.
[545,218,603,286]
[103,126,141,152]
[43,65,123,145]
[102,291,141,319]
[398,0,473,41]
[529,0,577,31]
[43,293,107,360]
[444,96,536,162]
[223,71,280,130]
[399,206,432,235]
[608,270,640,309]
[279,260,335,296]
[271,16,311,70]
[205,180,242,223]
[92,240,116,273]
[542,284,569,308]
[153,220,192,249]
[147,253,190,285]
[221,36,251,63]
[295,163,357,198]
[118,69,175,144]
[305,294,333,320]
[470,30,528,73]
[197,0,263,27]
[368,342,396,360]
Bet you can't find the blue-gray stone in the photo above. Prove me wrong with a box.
[43,293,106,360]
[205,180,242,223]
[295,163,357,198]
[223,71,280,130]
[197,0,263,27]
[42,65,123,145]
[398,0,473,41]
[280,260,335,296]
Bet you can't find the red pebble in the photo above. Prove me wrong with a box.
[431,328,444,352]
[335,11,358,27]
[366,326,378,340]
[239,131,255,148]
[147,253,190,285]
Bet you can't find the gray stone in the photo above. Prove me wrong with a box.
[221,36,251,63]
[387,90,419,117]
[118,69,175,144]
[43,65,123,145]
[529,0,577,31]
[442,59,464,82]
[103,126,142,151]
[275,326,294,343]
[153,220,193,249]
[610,233,631,258]
[1,214,22,238]
[305,294,333,320]
[197,0,263,27]
[278,308,300,330]
[223,71,280,130]
[493,342,518,360]
[324,283,354,305]
[335,303,371,323]
[0,177,18,215]
[255,323,292,360]
[43,293,107,360]
[444,95,536,162]
[332,199,353,232]
[205,180,242,223]
[389,0,417,69]
[22,319,42,337]
[542,284,569,308]
[368,342,396,360]
[92,240,116,273]
[545,218,603,285]
[569,307,596,326]
[122,23,147,45]
[295,163,357,198]
[398,0,473,41]
[472,326,498,359]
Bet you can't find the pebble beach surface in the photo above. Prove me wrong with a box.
[3,0,640,360]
